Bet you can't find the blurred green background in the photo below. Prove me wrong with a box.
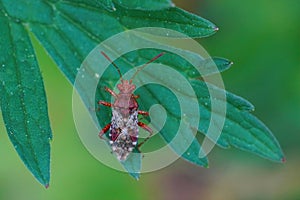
[0,0,299,199]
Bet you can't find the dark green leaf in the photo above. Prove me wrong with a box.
[212,57,233,73]
[184,57,233,77]
[0,9,51,186]
[1,0,54,24]
[64,0,116,12]
[137,83,208,167]
[115,6,218,38]
[190,81,284,162]
[114,0,174,10]
[97,0,116,11]
[0,0,284,183]
[26,1,219,174]
[30,0,283,169]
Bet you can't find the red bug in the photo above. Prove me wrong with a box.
[98,51,165,161]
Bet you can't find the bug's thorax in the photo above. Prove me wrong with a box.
[113,79,138,117]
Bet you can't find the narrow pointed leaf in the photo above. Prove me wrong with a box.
[115,6,218,38]
[0,11,51,186]
[182,57,233,77]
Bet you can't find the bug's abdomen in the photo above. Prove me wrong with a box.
[109,109,139,142]
[109,108,139,160]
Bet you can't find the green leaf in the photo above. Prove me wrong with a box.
[134,83,208,167]
[114,0,174,10]
[29,2,215,175]
[0,0,284,183]
[191,81,284,162]
[96,0,116,11]
[0,8,51,186]
[121,148,142,180]
[210,57,233,74]
[1,0,54,24]
[64,0,117,12]
[115,5,218,38]
[185,57,233,77]
[29,0,282,169]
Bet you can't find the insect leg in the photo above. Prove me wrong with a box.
[98,100,112,107]
[138,110,149,116]
[138,122,152,133]
[99,123,111,139]
[137,122,153,148]
[104,87,118,98]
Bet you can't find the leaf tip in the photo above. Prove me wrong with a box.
[281,157,286,163]
[214,26,219,32]
[131,173,140,180]
[223,59,234,69]
[45,184,50,189]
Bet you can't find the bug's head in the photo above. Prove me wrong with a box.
[100,51,164,94]
[117,80,136,94]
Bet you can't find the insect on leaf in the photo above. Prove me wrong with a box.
[0,0,285,184]
[26,1,219,177]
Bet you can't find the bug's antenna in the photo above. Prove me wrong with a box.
[130,52,165,82]
[101,51,123,80]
